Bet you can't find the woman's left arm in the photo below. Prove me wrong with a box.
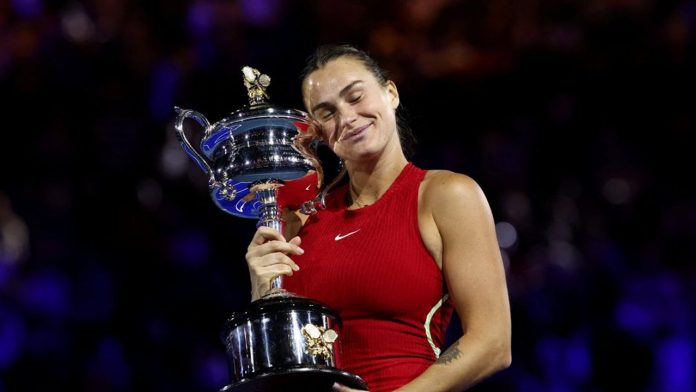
[334,171,512,392]
[398,171,512,392]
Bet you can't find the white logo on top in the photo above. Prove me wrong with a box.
[334,229,361,241]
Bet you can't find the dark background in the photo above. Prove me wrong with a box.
[1,0,695,391]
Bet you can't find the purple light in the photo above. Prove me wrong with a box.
[19,270,70,317]
[0,263,14,288]
[186,1,215,38]
[149,61,180,122]
[240,0,281,27]
[11,0,43,19]
[195,351,228,388]
[168,230,211,267]
[656,335,694,392]
[87,336,130,389]
[0,308,26,369]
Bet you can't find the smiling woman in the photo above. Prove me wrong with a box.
[244,44,512,392]
[301,58,401,164]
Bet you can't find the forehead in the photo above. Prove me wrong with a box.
[302,57,376,107]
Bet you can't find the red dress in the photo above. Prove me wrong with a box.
[284,163,454,392]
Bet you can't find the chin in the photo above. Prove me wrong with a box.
[345,148,382,164]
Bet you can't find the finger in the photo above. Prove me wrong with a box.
[251,253,300,271]
[248,240,304,257]
[250,226,285,247]
[332,382,347,392]
[332,382,367,392]
[264,240,304,255]
[253,266,294,298]
[288,236,302,247]
[256,264,295,281]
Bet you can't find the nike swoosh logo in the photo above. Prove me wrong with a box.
[305,184,312,191]
[334,229,361,241]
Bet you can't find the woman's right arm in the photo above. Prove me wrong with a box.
[245,226,304,301]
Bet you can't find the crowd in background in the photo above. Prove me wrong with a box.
[1,0,695,391]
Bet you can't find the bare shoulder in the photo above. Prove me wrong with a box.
[422,170,486,209]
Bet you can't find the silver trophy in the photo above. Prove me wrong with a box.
[174,67,366,391]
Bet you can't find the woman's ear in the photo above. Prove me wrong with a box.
[386,80,400,110]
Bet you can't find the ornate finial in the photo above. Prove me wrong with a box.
[242,66,271,105]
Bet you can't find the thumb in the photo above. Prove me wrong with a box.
[333,382,366,392]
[288,236,302,246]
[332,382,348,392]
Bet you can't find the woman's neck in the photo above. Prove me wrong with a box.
[344,146,408,208]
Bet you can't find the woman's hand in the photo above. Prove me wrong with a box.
[245,226,303,301]
[332,382,368,391]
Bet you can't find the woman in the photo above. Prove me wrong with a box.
[245,45,511,392]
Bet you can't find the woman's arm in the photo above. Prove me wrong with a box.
[397,171,512,391]
[334,171,511,392]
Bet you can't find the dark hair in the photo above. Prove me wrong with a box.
[298,44,416,158]
[300,44,389,86]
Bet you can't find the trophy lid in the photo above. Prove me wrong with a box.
[227,66,308,122]
[200,66,310,160]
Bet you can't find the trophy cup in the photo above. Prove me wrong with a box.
[173,67,367,391]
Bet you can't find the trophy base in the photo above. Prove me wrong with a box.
[220,367,368,392]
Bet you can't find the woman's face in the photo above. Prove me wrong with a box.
[302,57,400,162]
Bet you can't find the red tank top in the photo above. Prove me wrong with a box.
[285,163,454,392]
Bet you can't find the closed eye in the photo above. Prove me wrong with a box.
[317,109,334,121]
[348,93,362,104]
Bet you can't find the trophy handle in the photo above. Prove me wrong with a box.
[173,106,216,184]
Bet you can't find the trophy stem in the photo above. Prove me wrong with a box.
[252,180,287,292]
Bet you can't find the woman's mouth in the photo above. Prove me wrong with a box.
[338,123,370,142]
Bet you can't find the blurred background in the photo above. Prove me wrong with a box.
[1,0,695,391]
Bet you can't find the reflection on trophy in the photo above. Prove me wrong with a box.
[173,67,367,391]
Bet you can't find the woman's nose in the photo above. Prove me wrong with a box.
[336,106,358,128]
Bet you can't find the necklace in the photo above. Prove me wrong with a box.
[347,185,369,209]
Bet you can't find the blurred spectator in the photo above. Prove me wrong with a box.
[0,193,29,266]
